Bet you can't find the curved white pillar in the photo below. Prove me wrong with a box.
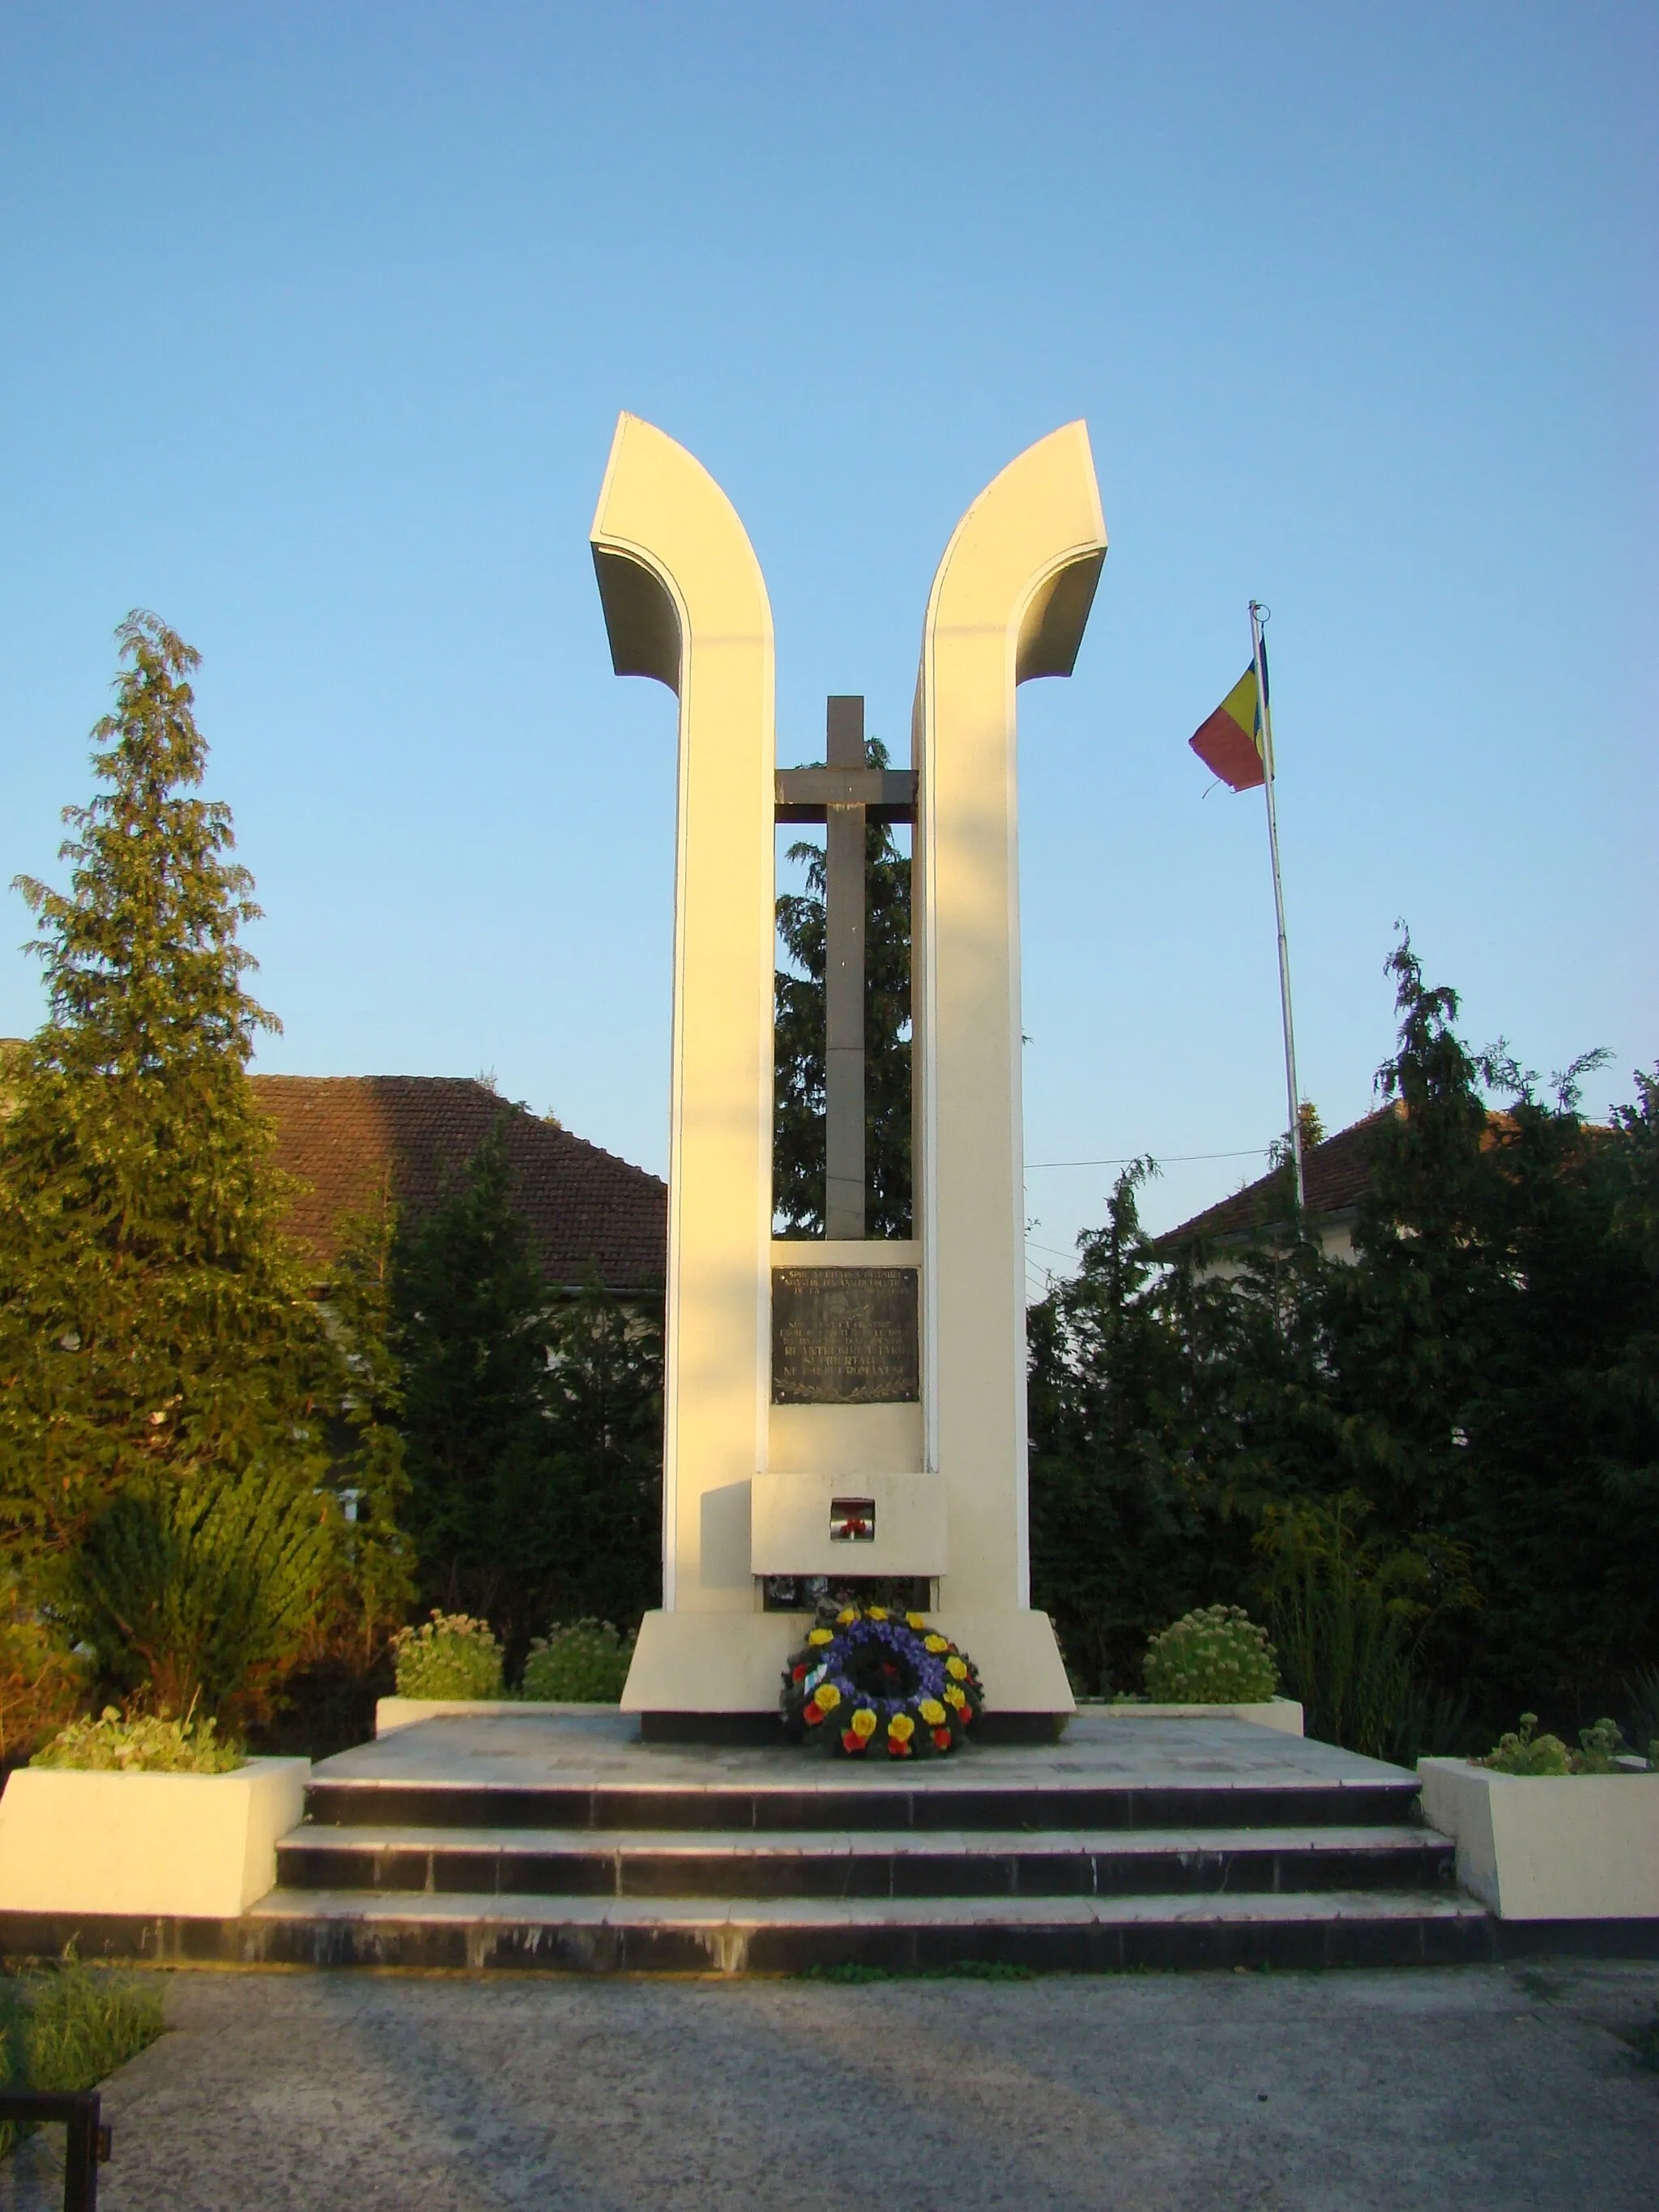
[913,421,1107,1630]
[591,413,776,1617]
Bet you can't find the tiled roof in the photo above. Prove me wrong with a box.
[251,1076,667,1294]
[1154,1109,1395,1252]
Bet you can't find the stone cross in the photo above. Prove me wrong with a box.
[775,696,916,1239]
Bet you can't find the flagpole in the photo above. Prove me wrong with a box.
[1250,599,1306,1220]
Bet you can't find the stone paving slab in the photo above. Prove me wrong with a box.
[311,1708,1413,1792]
[2,1961,1654,2210]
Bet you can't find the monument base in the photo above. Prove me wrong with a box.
[621,1606,1076,1724]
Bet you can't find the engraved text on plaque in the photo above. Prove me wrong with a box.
[770,1268,919,1404]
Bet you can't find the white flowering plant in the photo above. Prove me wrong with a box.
[390,1610,505,1700]
[1143,1605,1277,1705]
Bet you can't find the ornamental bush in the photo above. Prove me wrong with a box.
[68,1466,339,1727]
[1143,1605,1277,1705]
[521,1619,633,1702]
[390,1610,504,1700]
[32,1704,242,1773]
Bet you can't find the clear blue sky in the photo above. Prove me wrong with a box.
[2,4,1653,1281]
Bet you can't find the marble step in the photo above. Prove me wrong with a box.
[239,1885,1495,1974]
[277,1821,1454,1901]
[303,1773,1423,1835]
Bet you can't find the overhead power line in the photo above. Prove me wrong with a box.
[1024,1145,1272,1170]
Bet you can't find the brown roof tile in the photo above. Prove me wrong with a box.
[251,1075,666,1294]
[1154,1109,1395,1252]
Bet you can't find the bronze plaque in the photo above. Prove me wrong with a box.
[771,1268,919,1404]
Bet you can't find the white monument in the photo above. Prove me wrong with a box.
[592,413,1106,1735]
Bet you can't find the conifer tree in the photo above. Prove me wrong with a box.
[0,613,400,1716]
[1029,930,1659,1734]
[774,736,912,1237]
[390,1119,662,1656]
[390,1116,553,1615]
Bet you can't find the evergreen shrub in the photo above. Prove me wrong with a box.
[521,1619,634,1702]
[1143,1605,1277,1705]
[70,1468,336,1726]
[390,1610,504,1699]
[32,1704,241,1773]
[389,1132,662,1654]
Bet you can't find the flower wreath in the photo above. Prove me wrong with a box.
[781,1605,985,1758]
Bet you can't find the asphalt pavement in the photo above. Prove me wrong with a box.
[1,1959,1655,2210]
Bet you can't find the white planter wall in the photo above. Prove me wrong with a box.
[1088,1698,1304,1737]
[0,1758,309,1918]
[1418,1758,1659,1920]
[375,1698,621,1734]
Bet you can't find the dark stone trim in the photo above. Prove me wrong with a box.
[275,1835,1455,1903]
[1489,1917,1659,1960]
[971,1715,1070,1746]
[0,1906,1519,1976]
[638,1714,787,1746]
[302,1775,1423,1835]
[20,1906,1654,1975]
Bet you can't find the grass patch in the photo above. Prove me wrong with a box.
[799,1959,1037,1984]
[0,1953,165,2156]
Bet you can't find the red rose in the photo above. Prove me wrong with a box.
[957,1703,972,1724]
[791,1664,808,1681]
[804,1698,823,1725]
[932,1727,953,1751]
[887,1737,912,1757]
[841,1728,865,1754]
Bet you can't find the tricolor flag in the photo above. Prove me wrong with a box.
[1188,646,1269,791]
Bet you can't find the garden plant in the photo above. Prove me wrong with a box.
[521,1619,634,1702]
[1141,1605,1277,1705]
[390,1610,505,1700]
[1476,1712,1653,1775]
[31,1703,241,1774]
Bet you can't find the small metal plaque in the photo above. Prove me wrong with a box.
[830,1496,876,1542]
[771,1267,919,1404]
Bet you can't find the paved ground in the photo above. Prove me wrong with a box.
[317,1706,1408,1795]
[2,1961,1656,2210]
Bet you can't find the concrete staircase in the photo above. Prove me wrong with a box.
[250,1747,1491,1973]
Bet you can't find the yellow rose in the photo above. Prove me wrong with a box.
[808,1628,834,1646]
[945,1656,968,1680]
[906,1613,926,1631]
[918,1698,946,1726]
[851,1707,877,1739]
[866,1606,889,1622]
[836,1608,858,1625]
[816,1682,841,1713]
[944,1684,966,1709]
[924,1634,949,1653]
[887,1712,915,1741]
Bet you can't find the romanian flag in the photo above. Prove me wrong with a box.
[1189,647,1268,791]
